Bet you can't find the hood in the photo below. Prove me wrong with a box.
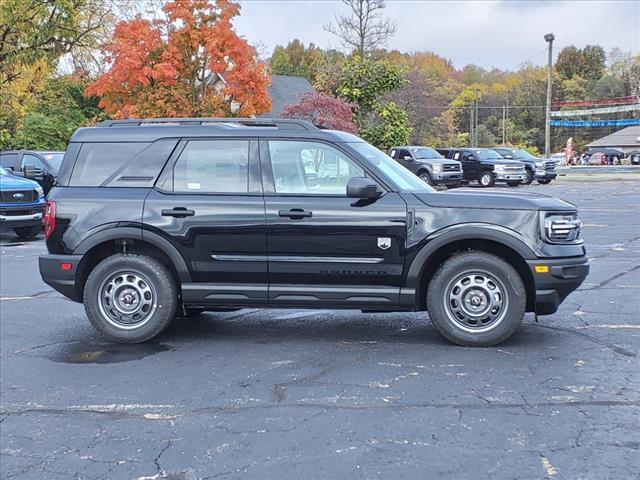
[415,158,458,165]
[0,173,41,190]
[413,190,576,211]
[482,158,524,166]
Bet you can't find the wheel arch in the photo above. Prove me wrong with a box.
[406,226,536,312]
[73,228,190,300]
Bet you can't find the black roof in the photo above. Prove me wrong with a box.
[70,117,362,143]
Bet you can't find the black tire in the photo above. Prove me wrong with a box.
[478,171,495,187]
[83,254,178,343]
[521,169,533,185]
[418,171,432,185]
[537,179,552,185]
[446,183,462,189]
[506,181,520,187]
[426,251,526,347]
[13,225,41,240]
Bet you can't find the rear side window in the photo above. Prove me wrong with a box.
[173,140,249,193]
[0,153,18,169]
[69,141,177,187]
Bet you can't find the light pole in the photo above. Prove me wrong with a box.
[544,33,555,157]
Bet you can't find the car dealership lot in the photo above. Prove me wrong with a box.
[1,181,639,479]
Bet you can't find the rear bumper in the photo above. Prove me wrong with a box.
[39,254,83,302]
[527,256,589,315]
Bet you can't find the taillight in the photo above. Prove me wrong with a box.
[44,201,56,239]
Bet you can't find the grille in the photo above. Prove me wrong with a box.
[544,161,556,172]
[504,164,525,173]
[0,189,38,203]
[443,163,461,172]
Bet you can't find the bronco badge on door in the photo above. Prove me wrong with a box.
[377,237,391,250]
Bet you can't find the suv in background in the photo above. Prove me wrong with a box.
[388,146,462,188]
[438,148,526,187]
[0,165,45,239]
[39,118,588,347]
[492,147,557,185]
[0,150,64,194]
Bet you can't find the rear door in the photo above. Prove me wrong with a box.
[143,138,268,305]
[261,139,407,307]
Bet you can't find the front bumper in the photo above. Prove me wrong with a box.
[432,172,462,185]
[495,173,525,182]
[0,205,44,228]
[535,170,558,180]
[527,256,589,315]
[39,254,84,302]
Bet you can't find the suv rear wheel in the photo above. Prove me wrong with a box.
[426,251,526,346]
[84,254,178,343]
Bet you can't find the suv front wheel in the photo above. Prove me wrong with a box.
[84,254,178,343]
[478,171,495,187]
[426,251,526,346]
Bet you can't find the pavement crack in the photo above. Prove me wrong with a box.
[578,263,640,291]
[531,323,636,357]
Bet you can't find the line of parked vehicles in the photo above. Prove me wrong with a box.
[0,144,556,240]
[388,145,557,188]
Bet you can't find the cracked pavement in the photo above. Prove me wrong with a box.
[1,180,639,479]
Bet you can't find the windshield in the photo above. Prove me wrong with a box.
[411,147,443,160]
[41,152,64,170]
[475,150,504,161]
[349,142,434,192]
[512,149,536,160]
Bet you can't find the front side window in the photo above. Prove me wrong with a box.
[268,140,365,195]
[173,140,249,193]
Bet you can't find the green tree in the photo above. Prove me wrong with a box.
[561,75,589,101]
[360,101,411,150]
[270,39,325,82]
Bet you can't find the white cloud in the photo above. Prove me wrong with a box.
[235,0,640,69]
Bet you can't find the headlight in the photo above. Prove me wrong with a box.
[494,164,505,173]
[36,186,44,198]
[432,164,442,173]
[541,212,582,243]
[535,161,544,168]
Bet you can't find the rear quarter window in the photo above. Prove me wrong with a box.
[69,140,177,187]
[0,153,18,169]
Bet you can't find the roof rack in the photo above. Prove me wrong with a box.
[97,117,318,131]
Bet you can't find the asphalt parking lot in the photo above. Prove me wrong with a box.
[1,180,639,479]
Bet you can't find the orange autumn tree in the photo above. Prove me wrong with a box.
[86,0,270,118]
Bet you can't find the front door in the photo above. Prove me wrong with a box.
[142,138,268,305]
[460,151,478,181]
[261,139,408,307]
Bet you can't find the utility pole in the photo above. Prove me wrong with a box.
[469,104,474,147]
[475,98,479,147]
[544,33,555,157]
[502,104,506,145]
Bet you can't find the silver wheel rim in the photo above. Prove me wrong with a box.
[443,269,509,333]
[419,173,431,184]
[98,270,157,330]
[480,174,491,186]
[522,171,531,184]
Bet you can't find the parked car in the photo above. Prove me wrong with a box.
[437,148,526,187]
[586,152,607,165]
[549,152,567,165]
[39,118,588,347]
[492,147,558,185]
[388,146,462,188]
[0,165,45,239]
[0,150,64,194]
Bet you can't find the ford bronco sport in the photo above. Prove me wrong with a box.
[39,118,589,347]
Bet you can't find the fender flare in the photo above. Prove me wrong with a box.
[405,224,536,290]
[74,226,191,282]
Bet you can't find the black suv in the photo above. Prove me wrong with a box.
[387,146,462,188]
[39,118,588,347]
[438,148,526,187]
[0,150,64,194]
[492,147,558,185]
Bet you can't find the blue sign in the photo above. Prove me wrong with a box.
[551,119,640,127]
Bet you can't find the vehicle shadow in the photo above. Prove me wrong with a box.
[160,310,548,349]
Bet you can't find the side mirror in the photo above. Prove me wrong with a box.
[25,168,43,177]
[347,177,382,199]
[403,155,413,161]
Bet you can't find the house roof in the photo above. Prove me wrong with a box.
[261,75,316,117]
[586,126,640,148]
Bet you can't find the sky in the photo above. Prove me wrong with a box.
[233,0,640,70]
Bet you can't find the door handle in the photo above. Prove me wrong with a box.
[278,208,312,219]
[162,207,195,218]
